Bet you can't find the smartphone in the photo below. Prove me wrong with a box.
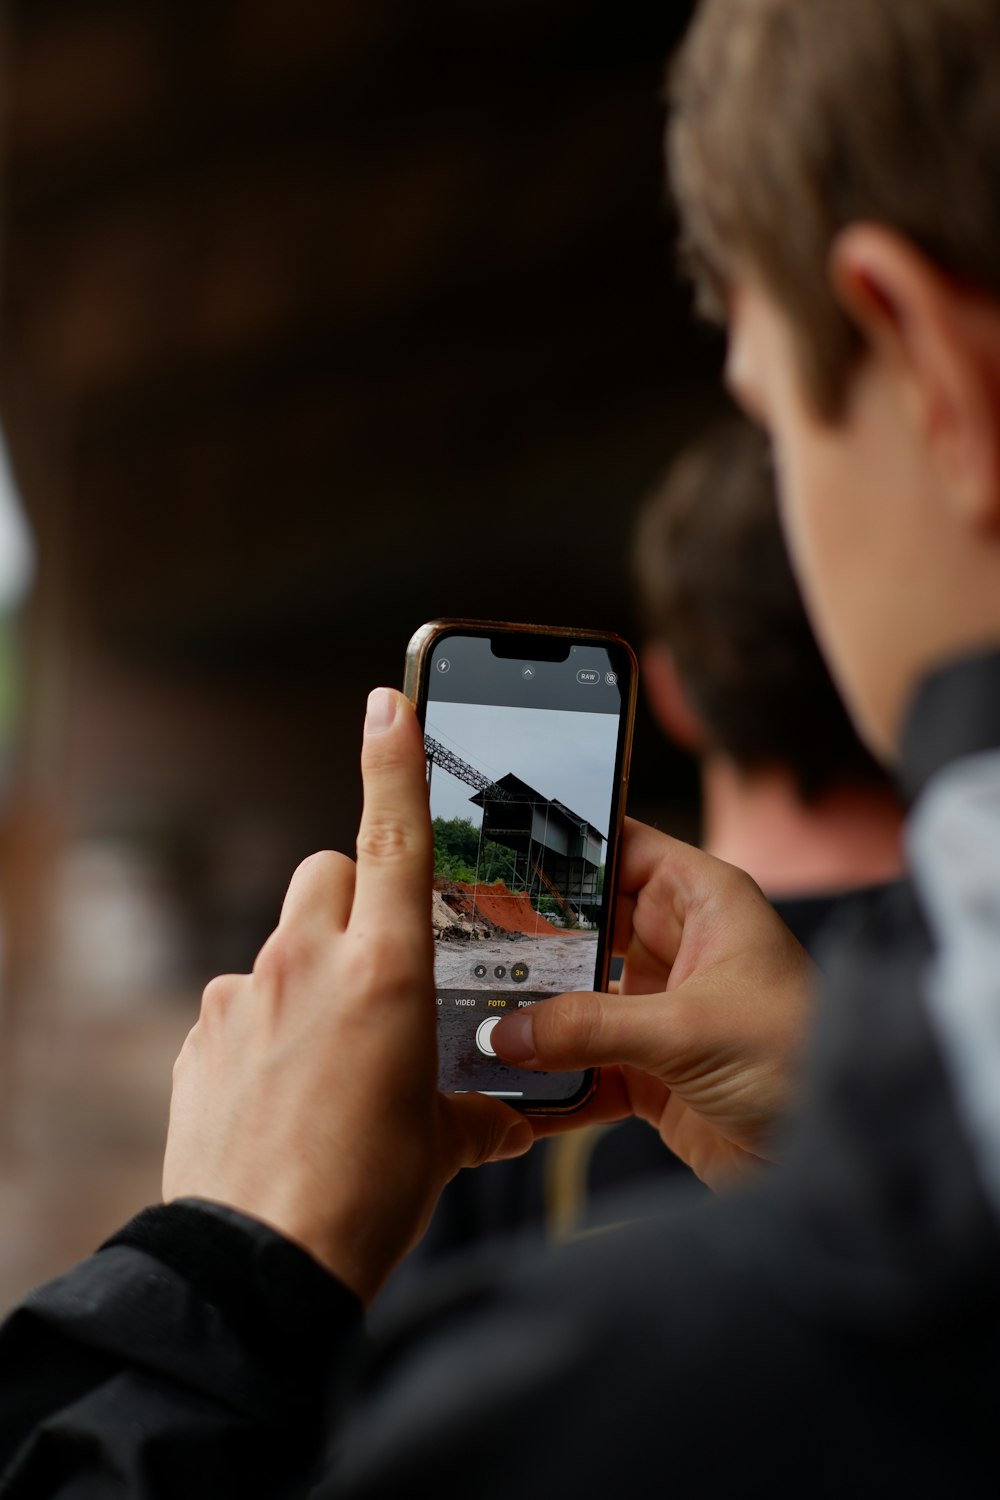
[404,619,636,1113]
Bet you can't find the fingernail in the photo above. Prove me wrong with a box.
[365,687,396,736]
[492,1010,535,1064]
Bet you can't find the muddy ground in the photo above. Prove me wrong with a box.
[434,930,599,995]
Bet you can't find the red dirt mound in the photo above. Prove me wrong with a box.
[436,879,562,937]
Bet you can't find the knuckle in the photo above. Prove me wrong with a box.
[356,817,422,864]
[202,972,235,1008]
[361,735,410,774]
[294,849,341,882]
[200,973,236,1017]
[719,857,762,903]
[536,991,603,1061]
[252,930,299,987]
[283,850,349,910]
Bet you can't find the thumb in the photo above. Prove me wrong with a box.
[492,990,666,1072]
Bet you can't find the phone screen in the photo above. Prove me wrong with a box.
[419,627,633,1108]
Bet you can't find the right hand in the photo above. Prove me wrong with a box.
[491,820,816,1189]
[163,689,532,1305]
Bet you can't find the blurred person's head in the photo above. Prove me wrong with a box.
[669,0,1000,757]
[633,415,889,805]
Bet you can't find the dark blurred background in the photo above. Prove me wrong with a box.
[0,0,723,1306]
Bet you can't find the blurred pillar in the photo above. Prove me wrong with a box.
[0,367,77,1148]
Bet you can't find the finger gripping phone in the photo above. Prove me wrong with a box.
[405,619,636,1114]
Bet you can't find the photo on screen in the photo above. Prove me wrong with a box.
[426,700,619,990]
[425,699,621,1095]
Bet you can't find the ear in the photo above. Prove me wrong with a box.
[829,224,1000,532]
[640,643,706,752]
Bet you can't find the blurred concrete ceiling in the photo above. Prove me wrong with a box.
[0,0,719,676]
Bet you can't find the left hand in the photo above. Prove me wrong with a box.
[491,821,815,1188]
[163,688,532,1305]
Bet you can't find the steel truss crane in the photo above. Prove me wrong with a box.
[424,736,515,803]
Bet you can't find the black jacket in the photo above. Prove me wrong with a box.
[3,653,1000,1497]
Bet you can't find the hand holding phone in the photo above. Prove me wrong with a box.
[405,619,637,1114]
[491,818,815,1185]
[165,688,533,1304]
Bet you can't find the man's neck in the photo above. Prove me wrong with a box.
[701,756,905,899]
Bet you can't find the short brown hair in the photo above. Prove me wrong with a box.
[634,416,889,800]
[668,0,1000,415]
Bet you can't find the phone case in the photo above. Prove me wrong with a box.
[405,618,637,1114]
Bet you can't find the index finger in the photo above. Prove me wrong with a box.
[351,687,433,943]
[617,817,706,902]
[610,818,689,960]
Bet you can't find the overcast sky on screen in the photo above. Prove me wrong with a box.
[425,701,619,839]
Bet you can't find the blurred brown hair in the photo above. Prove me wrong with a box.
[633,416,889,801]
[668,0,1000,416]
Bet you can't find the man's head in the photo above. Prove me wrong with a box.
[670,0,1000,420]
[634,415,888,803]
[669,0,1000,757]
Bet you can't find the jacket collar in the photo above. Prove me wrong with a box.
[900,648,1000,806]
